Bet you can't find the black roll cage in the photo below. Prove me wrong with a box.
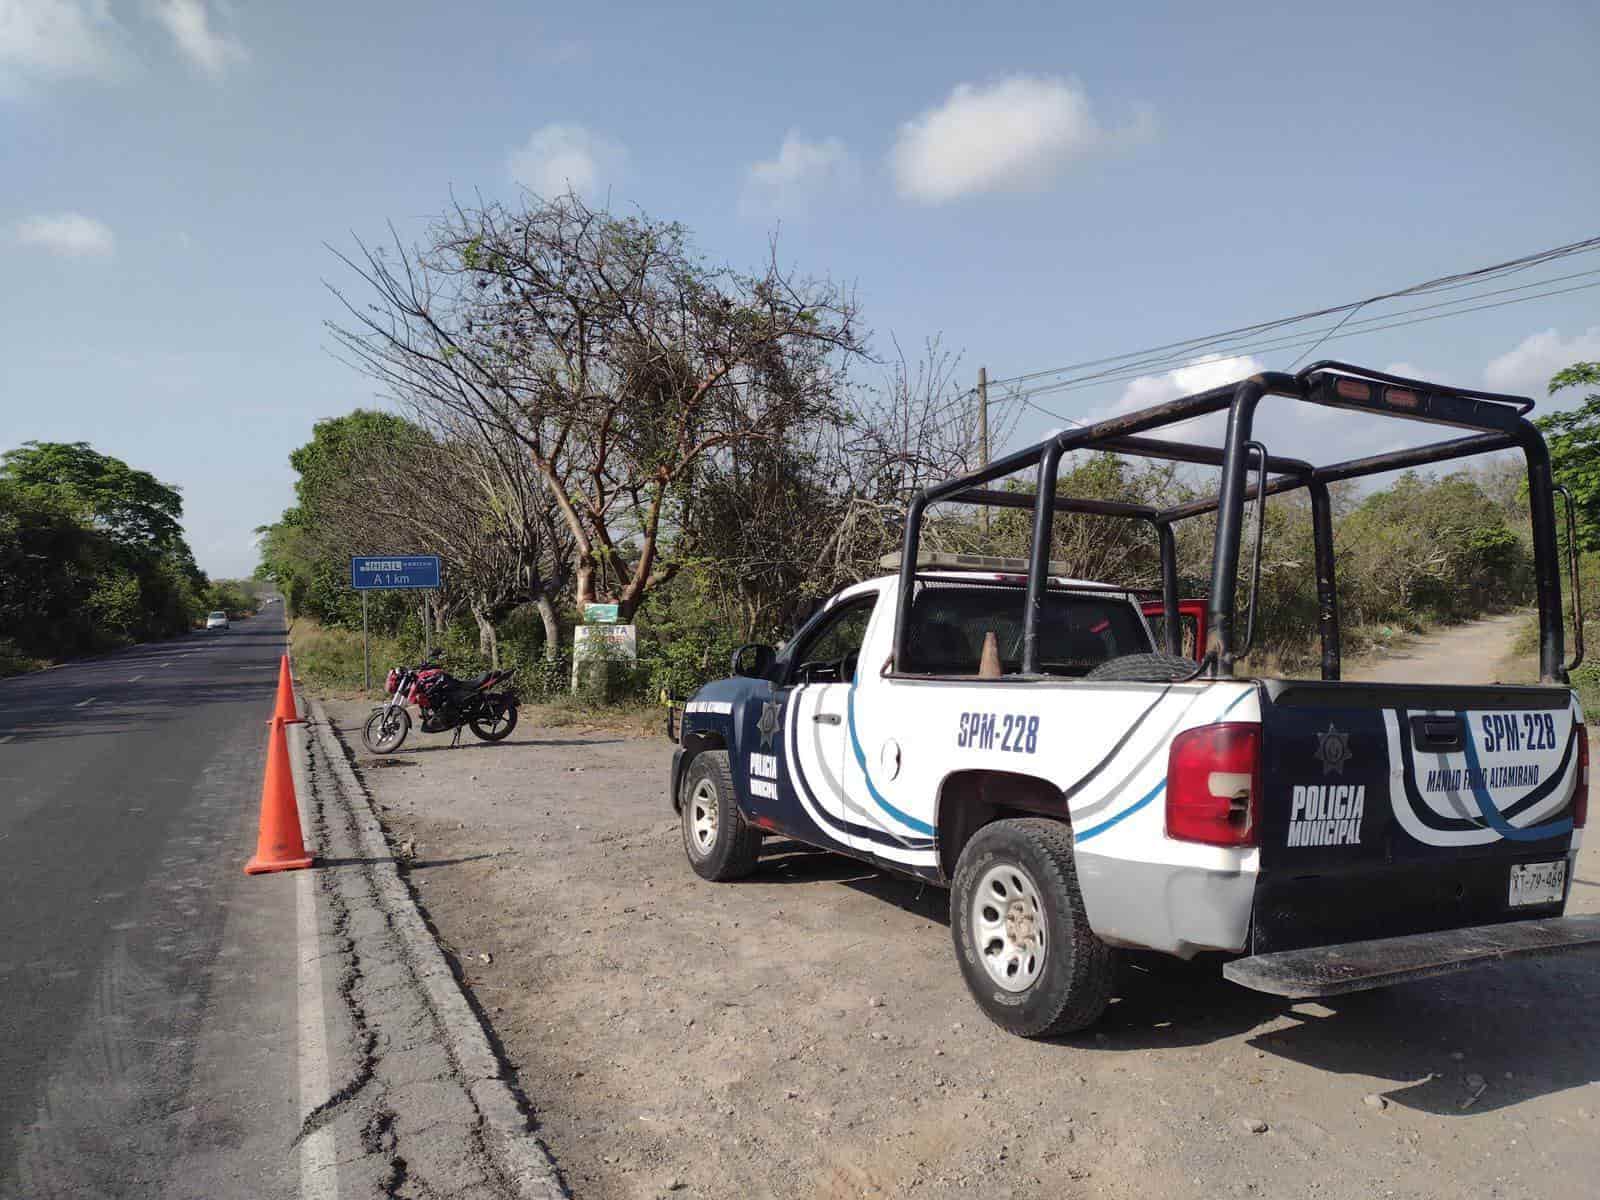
[892,361,1572,685]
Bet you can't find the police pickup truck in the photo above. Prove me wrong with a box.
[670,363,1600,1037]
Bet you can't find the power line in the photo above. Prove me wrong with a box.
[1045,265,1600,393]
[986,232,1600,392]
[1010,274,1600,411]
[1014,269,1600,401]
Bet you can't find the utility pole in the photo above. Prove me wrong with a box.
[978,366,989,535]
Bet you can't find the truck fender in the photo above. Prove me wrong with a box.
[934,769,1071,883]
[671,729,727,811]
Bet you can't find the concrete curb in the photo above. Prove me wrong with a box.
[305,697,567,1200]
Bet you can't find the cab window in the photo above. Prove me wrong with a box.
[901,584,1150,677]
[787,596,877,684]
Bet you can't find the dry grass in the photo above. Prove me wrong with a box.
[288,617,402,699]
[289,616,670,734]
[526,697,666,738]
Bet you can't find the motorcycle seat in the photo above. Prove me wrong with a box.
[438,672,494,702]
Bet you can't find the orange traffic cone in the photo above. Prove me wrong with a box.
[271,655,304,725]
[245,717,314,875]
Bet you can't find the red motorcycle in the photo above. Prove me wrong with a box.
[362,662,519,753]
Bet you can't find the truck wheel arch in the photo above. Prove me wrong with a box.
[935,770,1071,883]
[674,729,728,810]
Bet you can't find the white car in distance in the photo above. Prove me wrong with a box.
[205,611,230,631]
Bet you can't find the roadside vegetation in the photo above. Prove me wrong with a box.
[0,441,252,677]
[256,189,1594,703]
[1512,362,1600,710]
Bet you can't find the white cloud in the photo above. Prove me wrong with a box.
[1072,354,1267,446]
[742,132,856,214]
[149,0,245,80]
[1483,326,1600,401]
[13,211,115,257]
[890,75,1148,204]
[1382,362,1429,381]
[0,0,124,82]
[508,123,625,198]
[1110,354,1267,415]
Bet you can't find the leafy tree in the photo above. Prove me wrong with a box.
[204,581,254,618]
[0,443,204,670]
[1538,362,1600,550]
[1337,471,1530,625]
[256,411,424,628]
[257,408,570,661]
[1,441,189,557]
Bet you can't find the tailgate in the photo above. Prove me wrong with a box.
[1251,680,1582,954]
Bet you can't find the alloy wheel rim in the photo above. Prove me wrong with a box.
[688,779,719,855]
[971,862,1048,992]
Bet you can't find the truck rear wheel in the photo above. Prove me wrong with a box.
[951,818,1113,1037]
[680,751,761,881]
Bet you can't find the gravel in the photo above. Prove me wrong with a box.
[325,699,1600,1200]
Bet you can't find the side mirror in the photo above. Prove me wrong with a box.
[731,643,776,678]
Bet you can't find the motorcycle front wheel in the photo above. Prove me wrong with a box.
[363,706,411,753]
[470,701,518,743]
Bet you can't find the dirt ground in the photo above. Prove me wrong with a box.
[323,622,1600,1200]
[1346,611,1536,686]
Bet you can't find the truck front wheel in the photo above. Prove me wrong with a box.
[680,751,761,881]
[951,818,1113,1037]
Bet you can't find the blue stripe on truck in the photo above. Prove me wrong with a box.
[846,687,936,836]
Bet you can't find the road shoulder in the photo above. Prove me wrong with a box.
[300,697,566,1199]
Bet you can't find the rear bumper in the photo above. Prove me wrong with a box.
[1223,913,1600,999]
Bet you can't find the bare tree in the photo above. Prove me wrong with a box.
[669,336,1014,636]
[327,192,866,622]
[297,414,570,665]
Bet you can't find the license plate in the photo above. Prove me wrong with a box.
[1508,860,1566,907]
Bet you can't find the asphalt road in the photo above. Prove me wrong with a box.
[0,609,306,1199]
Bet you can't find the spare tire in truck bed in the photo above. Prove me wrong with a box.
[1084,652,1200,682]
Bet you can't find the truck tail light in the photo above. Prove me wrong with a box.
[1167,722,1261,847]
[1576,723,1589,829]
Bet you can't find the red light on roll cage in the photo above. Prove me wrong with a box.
[1335,378,1372,402]
[1385,387,1421,410]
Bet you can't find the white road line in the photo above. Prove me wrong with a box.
[0,734,14,744]
[74,697,96,708]
[297,867,339,1199]
[128,675,143,682]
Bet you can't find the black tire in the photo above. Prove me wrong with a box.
[950,818,1114,1038]
[680,751,761,881]
[1085,652,1199,682]
[363,706,411,754]
[470,700,518,742]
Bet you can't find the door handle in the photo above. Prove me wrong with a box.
[1410,715,1464,752]
[813,713,842,726]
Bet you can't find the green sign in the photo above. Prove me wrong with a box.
[583,603,621,624]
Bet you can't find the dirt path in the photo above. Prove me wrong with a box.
[325,694,1600,1200]
[1346,611,1533,685]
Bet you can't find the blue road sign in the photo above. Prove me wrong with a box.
[350,555,441,590]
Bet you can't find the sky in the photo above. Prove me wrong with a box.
[3,0,1599,578]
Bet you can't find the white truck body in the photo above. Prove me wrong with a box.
[670,362,1599,1036]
